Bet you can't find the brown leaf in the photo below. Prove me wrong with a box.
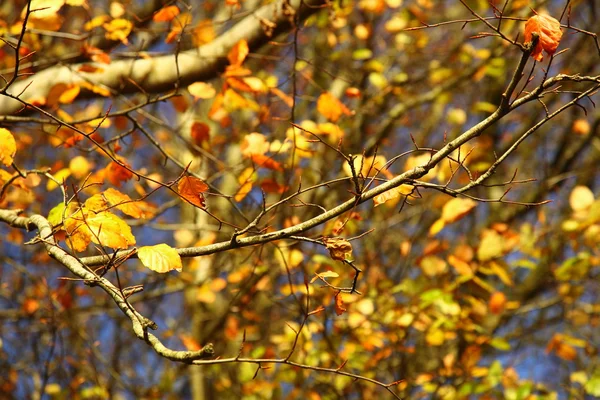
[324,237,353,261]
[334,292,347,316]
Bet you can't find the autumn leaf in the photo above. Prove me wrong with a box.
[324,237,353,261]
[334,292,347,316]
[105,158,134,187]
[138,244,182,273]
[488,291,506,314]
[317,92,353,122]
[430,198,477,236]
[177,176,209,208]
[188,82,216,100]
[241,133,270,157]
[153,6,180,22]
[250,154,283,171]
[86,211,136,249]
[373,184,414,206]
[524,14,563,62]
[103,18,133,44]
[569,185,594,212]
[0,128,17,166]
[190,122,210,146]
[228,39,249,67]
[310,270,340,283]
[103,188,144,219]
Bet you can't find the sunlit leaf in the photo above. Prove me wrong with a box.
[188,82,216,100]
[227,39,249,67]
[317,92,352,122]
[570,185,594,212]
[153,5,180,22]
[0,128,17,167]
[103,188,144,218]
[488,291,506,314]
[524,14,562,62]
[177,176,209,208]
[138,243,182,273]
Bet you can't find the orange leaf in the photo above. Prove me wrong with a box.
[177,176,209,208]
[105,158,133,187]
[0,128,17,166]
[270,87,294,108]
[250,154,283,171]
[103,188,144,218]
[153,5,180,22]
[190,122,210,146]
[334,292,347,316]
[524,14,562,62]
[488,291,506,315]
[317,92,352,122]
[227,39,249,67]
[138,243,182,273]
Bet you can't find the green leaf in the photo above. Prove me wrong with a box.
[47,202,66,227]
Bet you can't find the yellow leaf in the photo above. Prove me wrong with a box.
[103,18,133,44]
[420,255,447,277]
[570,185,594,211]
[429,218,446,236]
[47,168,71,191]
[373,184,414,206]
[24,0,64,19]
[441,198,477,223]
[69,156,92,179]
[84,193,107,212]
[188,82,216,99]
[234,167,256,202]
[241,132,270,157]
[489,260,513,286]
[0,128,17,166]
[343,155,389,178]
[192,20,215,46]
[426,329,445,346]
[275,248,304,269]
[477,229,504,262]
[58,84,80,104]
[138,244,182,273]
[103,188,144,218]
[86,211,136,249]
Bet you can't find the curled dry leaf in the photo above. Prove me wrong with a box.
[324,237,353,261]
[334,292,347,316]
[524,14,563,62]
